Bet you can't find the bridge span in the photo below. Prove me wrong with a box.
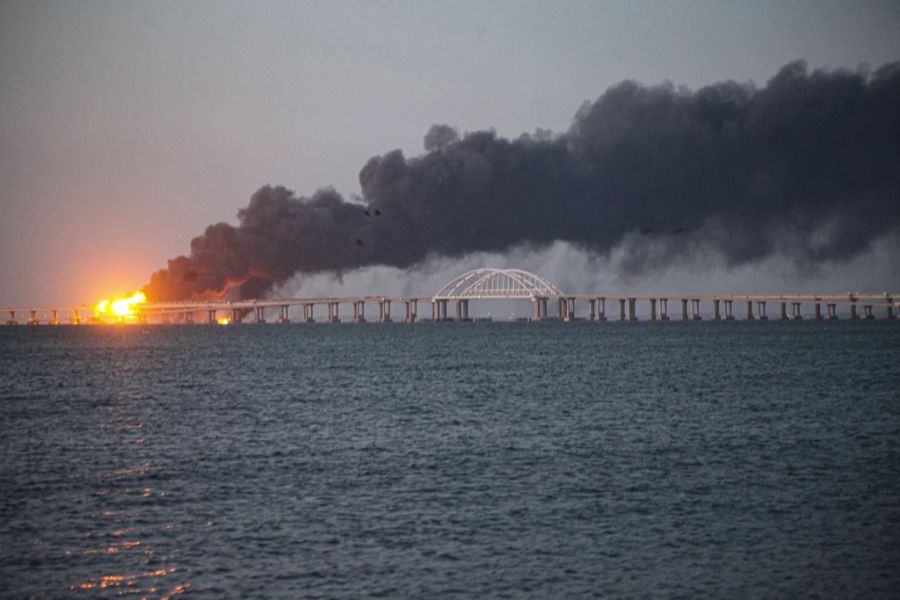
[2,268,898,324]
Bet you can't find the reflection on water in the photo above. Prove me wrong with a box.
[71,566,187,596]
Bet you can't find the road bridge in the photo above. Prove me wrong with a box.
[2,268,898,324]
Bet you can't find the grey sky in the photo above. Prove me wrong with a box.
[1,0,899,305]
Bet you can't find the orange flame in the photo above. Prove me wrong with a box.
[95,291,147,321]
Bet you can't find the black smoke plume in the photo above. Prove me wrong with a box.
[144,61,900,301]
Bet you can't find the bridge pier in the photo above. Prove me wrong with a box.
[791,302,802,320]
[713,299,721,320]
[184,311,193,324]
[814,301,822,320]
[432,299,449,321]
[649,298,657,321]
[691,299,702,320]
[627,298,637,321]
[723,300,734,320]
[757,301,767,320]
[51,309,60,325]
[231,309,242,324]
[161,312,171,324]
[589,299,596,321]
[455,299,470,321]
[864,304,874,320]
[278,305,290,323]
[6,310,16,325]
[659,298,669,320]
[596,297,606,321]
[681,298,689,321]
[208,309,217,324]
[404,300,417,322]
[887,297,895,320]
[827,303,837,319]
[565,297,576,321]
[849,297,859,320]
[352,301,366,323]
[255,306,265,323]
[746,300,754,320]
[27,309,38,325]
[326,302,340,323]
[378,300,392,322]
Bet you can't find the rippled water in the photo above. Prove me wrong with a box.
[1,321,899,597]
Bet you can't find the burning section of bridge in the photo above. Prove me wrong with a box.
[94,291,147,323]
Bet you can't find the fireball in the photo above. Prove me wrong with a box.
[95,291,147,321]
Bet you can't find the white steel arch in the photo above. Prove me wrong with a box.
[433,268,565,300]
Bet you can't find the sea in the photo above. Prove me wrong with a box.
[1,320,899,598]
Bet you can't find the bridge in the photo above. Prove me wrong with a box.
[2,268,898,324]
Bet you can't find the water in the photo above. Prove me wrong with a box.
[1,321,899,597]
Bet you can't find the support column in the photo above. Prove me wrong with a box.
[850,301,859,320]
[231,308,242,324]
[558,298,566,320]
[566,297,576,321]
[379,300,392,322]
[27,310,38,325]
[827,303,837,320]
[791,302,802,320]
[410,300,417,322]
[280,305,291,323]
[455,300,464,321]
[780,302,788,320]
[256,306,266,323]
[304,304,315,323]
[161,312,171,324]
[691,299,702,320]
[404,300,417,323]
[681,298,689,321]
[619,299,627,321]
[589,299,596,321]
[724,300,734,320]
[746,300,755,320]
[328,302,340,323]
[757,301,767,320]
[649,298,657,321]
[6,310,17,325]
[863,305,874,320]
[887,297,894,320]
[208,309,217,324]
[51,309,60,325]
[595,298,606,321]
[627,298,637,321]
[184,311,193,324]
[814,301,822,320]
[659,298,669,321]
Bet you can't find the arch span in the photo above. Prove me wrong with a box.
[432,268,565,300]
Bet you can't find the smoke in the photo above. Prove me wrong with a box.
[144,60,900,301]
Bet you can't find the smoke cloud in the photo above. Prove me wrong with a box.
[144,61,900,301]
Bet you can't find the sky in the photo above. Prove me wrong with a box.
[1,0,899,307]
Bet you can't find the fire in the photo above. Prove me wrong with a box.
[95,291,147,321]
[217,317,231,325]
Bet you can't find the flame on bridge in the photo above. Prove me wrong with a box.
[95,291,147,321]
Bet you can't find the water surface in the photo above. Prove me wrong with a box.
[1,321,899,597]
